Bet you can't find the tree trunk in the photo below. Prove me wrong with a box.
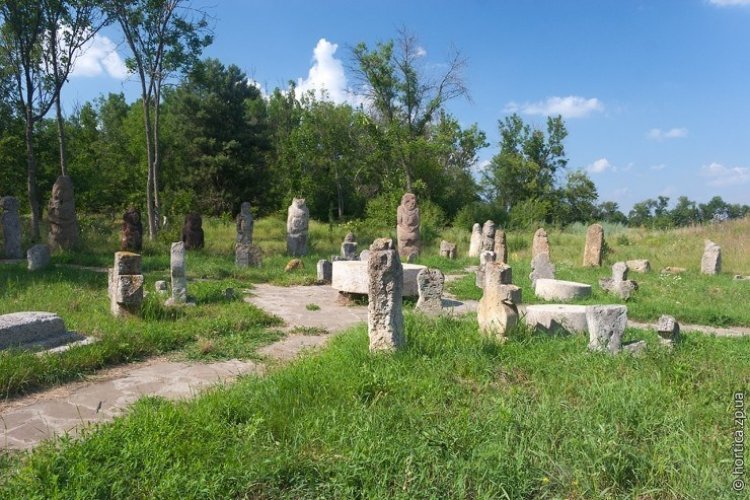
[142,97,157,240]
[152,83,162,228]
[24,112,41,242]
[54,96,68,177]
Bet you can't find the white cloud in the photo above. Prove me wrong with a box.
[650,164,666,171]
[70,33,128,79]
[506,96,604,119]
[296,38,362,106]
[415,46,427,57]
[709,0,750,6]
[587,157,613,174]
[700,162,750,186]
[647,127,688,141]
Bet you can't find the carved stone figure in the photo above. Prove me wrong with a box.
[236,202,254,245]
[481,220,495,252]
[120,208,143,252]
[367,238,404,351]
[181,213,204,250]
[341,232,357,260]
[287,198,309,256]
[468,223,482,257]
[396,193,420,259]
[1,196,22,258]
[48,175,79,250]
[583,223,604,267]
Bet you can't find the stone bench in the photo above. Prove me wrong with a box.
[534,279,592,301]
[0,312,82,350]
[332,261,426,297]
[522,304,589,334]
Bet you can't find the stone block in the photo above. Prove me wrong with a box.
[535,279,591,301]
[586,305,627,354]
[523,304,588,334]
[27,244,51,271]
[0,312,67,349]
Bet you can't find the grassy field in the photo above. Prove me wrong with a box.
[1,315,747,498]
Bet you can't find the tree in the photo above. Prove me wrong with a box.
[670,196,700,226]
[558,170,598,224]
[595,201,628,225]
[106,0,211,239]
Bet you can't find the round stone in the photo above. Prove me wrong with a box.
[534,279,592,301]
[331,260,427,297]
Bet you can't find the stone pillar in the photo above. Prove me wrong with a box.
[481,220,496,252]
[476,250,496,288]
[583,223,604,267]
[287,198,310,256]
[468,223,482,257]
[493,230,507,264]
[0,196,22,258]
[120,207,143,252]
[166,242,188,305]
[236,202,254,245]
[396,193,420,260]
[529,252,555,288]
[108,252,144,317]
[439,240,456,259]
[27,244,51,271]
[700,240,721,275]
[181,213,204,250]
[657,314,680,348]
[477,262,520,339]
[341,232,358,260]
[47,175,79,251]
[531,228,550,260]
[235,243,261,268]
[586,305,627,354]
[367,238,404,351]
[415,268,444,316]
[317,259,332,284]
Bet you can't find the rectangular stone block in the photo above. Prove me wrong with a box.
[0,312,66,349]
[114,251,142,275]
[111,275,144,304]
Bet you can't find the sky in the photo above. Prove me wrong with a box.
[62,0,750,212]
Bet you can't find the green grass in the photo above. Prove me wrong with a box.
[1,314,747,498]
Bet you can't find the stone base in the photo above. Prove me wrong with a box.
[523,304,589,334]
[534,279,592,301]
[0,312,83,350]
[332,260,426,297]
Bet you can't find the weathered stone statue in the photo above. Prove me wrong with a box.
[477,262,520,340]
[583,223,604,267]
[181,213,204,250]
[701,240,721,275]
[531,228,550,260]
[468,223,482,257]
[1,196,22,258]
[481,220,496,252]
[108,252,144,317]
[236,202,254,245]
[494,230,508,264]
[415,268,445,317]
[341,232,357,260]
[367,238,404,351]
[166,241,188,306]
[120,208,143,252]
[48,175,79,250]
[286,198,309,256]
[396,193,420,259]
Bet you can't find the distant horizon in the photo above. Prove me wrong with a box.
[60,0,750,212]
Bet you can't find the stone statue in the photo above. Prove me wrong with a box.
[120,207,143,252]
[181,213,204,250]
[341,232,357,260]
[48,175,79,250]
[286,198,309,256]
[1,196,22,258]
[236,202,254,245]
[396,192,420,259]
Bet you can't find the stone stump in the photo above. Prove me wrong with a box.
[657,314,680,348]
[48,175,79,251]
[531,228,550,260]
[396,193,420,260]
[586,305,627,354]
[529,252,555,288]
[481,220,496,252]
[108,252,144,317]
[468,223,482,257]
[27,244,51,271]
[287,198,309,256]
[367,238,404,351]
[415,268,445,316]
[476,250,496,288]
[317,259,332,284]
[477,262,520,339]
[120,207,143,252]
[236,243,262,268]
[166,242,188,306]
[493,230,508,264]
[1,196,22,258]
[236,202,254,245]
[701,240,721,275]
[599,262,638,300]
[181,213,204,250]
[439,240,457,259]
[341,232,358,260]
[583,223,604,267]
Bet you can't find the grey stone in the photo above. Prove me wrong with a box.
[477,262,519,339]
[535,279,592,301]
[359,250,370,262]
[236,243,262,268]
[700,240,721,275]
[287,198,309,256]
[0,312,67,350]
[468,223,482,257]
[439,240,457,259]
[317,259,332,284]
[332,260,425,297]
[481,220,496,252]
[396,193,420,259]
[599,262,638,300]
[523,304,588,335]
[476,250,496,288]
[1,196,22,258]
[586,305,628,353]
[341,232,358,260]
[26,244,50,271]
[155,280,168,293]
[415,268,445,316]
[626,259,651,273]
[236,202,254,245]
[167,242,188,305]
[47,175,79,250]
[657,314,680,347]
[529,252,555,288]
[367,238,404,351]
[582,223,604,267]
[623,340,647,356]
[181,213,204,250]
[108,251,144,317]
[493,230,508,264]
[612,262,629,281]
[531,228,550,260]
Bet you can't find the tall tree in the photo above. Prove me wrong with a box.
[105,0,211,239]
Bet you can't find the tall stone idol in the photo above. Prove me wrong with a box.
[108,251,144,317]
[236,202,254,245]
[181,213,204,250]
[1,196,23,258]
[120,207,143,252]
[287,198,309,256]
[367,238,405,351]
[468,223,482,257]
[583,223,604,267]
[396,192,420,260]
[48,175,79,250]
[481,220,496,252]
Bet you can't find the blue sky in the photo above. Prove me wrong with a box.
[63,0,750,212]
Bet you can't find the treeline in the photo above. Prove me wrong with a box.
[1,2,747,244]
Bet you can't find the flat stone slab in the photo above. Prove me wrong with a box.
[0,312,69,350]
[534,279,592,301]
[522,304,589,334]
[331,260,426,297]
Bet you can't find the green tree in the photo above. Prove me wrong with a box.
[670,196,700,227]
[595,201,628,225]
[557,170,598,224]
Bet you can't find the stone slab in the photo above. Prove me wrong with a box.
[523,304,589,334]
[534,279,592,301]
[0,312,67,350]
[331,260,426,297]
